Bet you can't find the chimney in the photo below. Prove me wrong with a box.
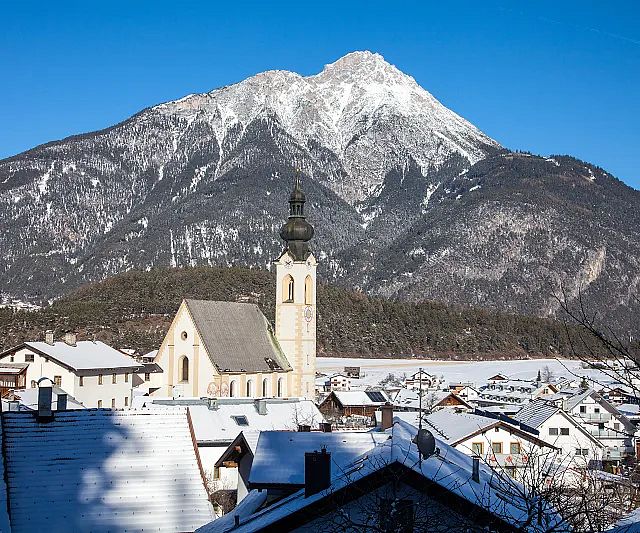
[472,456,480,483]
[380,402,394,430]
[45,330,55,345]
[320,422,332,433]
[37,383,53,420]
[255,399,268,415]
[57,393,68,411]
[298,424,311,432]
[305,449,331,497]
[64,332,77,347]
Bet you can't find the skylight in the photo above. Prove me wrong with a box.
[232,415,249,426]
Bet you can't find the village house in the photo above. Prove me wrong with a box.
[135,395,323,503]
[477,378,557,408]
[389,388,472,412]
[196,419,564,532]
[0,333,141,408]
[403,369,446,391]
[315,372,351,392]
[153,179,317,400]
[318,390,390,423]
[0,386,214,532]
[421,409,557,478]
[545,387,636,464]
[449,382,480,403]
[0,363,27,395]
[513,399,604,467]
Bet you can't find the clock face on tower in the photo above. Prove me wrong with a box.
[304,305,313,322]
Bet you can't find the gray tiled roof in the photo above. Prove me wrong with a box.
[185,299,291,374]
[512,399,559,428]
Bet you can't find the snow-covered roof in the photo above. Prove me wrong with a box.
[249,431,390,486]
[198,419,566,533]
[0,363,28,374]
[16,341,142,372]
[609,507,640,532]
[2,408,214,532]
[331,390,389,406]
[3,386,85,411]
[512,399,560,428]
[138,397,323,444]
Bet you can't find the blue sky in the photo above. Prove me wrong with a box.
[1,1,638,189]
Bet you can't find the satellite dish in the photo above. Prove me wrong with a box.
[415,428,436,459]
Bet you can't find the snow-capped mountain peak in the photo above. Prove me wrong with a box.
[155,51,499,202]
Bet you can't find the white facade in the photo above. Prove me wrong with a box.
[535,411,603,465]
[152,302,290,399]
[0,345,136,409]
[274,250,317,399]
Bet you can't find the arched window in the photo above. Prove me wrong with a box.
[179,356,189,383]
[283,275,294,303]
[262,378,269,397]
[246,379,253,397]
[277,377,285,398]
[304,275,313,305]
[229,380,237,398]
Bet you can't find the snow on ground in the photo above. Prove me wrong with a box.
[317,357,607,388]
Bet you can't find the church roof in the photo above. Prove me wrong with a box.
[184,299,291,374]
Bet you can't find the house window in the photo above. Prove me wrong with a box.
[54,376,62,387]
[560,428,569,436]
[277,377,284,398]
[304,275,313,305]
[124,397,129,407]
[594,407,600,413]
[79,376,84,387]
[492,442,503,454]
[283,275,294,303]
[246,379,253,397]
[125,373,129,383]
[229,380,237,398]
[262,378,269,397]
[98,374,103,385]
[471,442,484,455]
[98,400,103,408]
[580,405,586,413]
[213,466,221,480]
[379,499,414,533]
[510,442,521,454]
[549,428,558,436]
[30,380,36,388]
[25,354,34,362]
[9,355,14,362]
[179,356,189,383]
[144,373,150,382]
[112,374,117,384]
[614,423,620,431]
[111,398,116,408]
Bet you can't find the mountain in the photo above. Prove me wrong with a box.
[0,266,600,359]
[0,51,638,333]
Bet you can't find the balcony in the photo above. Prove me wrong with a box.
[576,413,613,423]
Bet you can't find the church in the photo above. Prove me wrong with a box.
[152,178,317,400]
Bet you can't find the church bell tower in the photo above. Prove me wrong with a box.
[274,176,317,399]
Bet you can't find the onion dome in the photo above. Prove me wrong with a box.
[279,176,314,260]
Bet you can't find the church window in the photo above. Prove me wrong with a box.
[283,275,294,303]
[181,331,188,341]
[304,275,313,305]
[179,356,189,383]
[277,377,285,398]
[262,378,269,397]
[229,380,237,397]
[246,379,254,397]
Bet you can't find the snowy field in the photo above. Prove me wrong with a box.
[317,357,609,388]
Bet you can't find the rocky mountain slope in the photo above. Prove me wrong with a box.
[0,51,638,333]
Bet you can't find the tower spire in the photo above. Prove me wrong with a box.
[279,172,314,260]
